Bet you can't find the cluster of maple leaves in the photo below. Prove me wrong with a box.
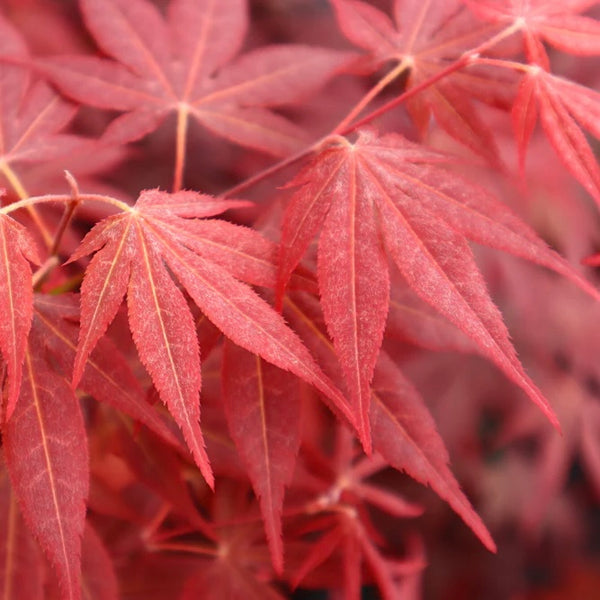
[0,0,599,598]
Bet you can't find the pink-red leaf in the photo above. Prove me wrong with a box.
[70,189,349,484]
[331,0,505,161]
[0,215,40,420]
[283,292,489,549]
[371,165,557,427]
[531,69,600,206]
[128,220,212,487]
[167,0,248,86]
[4,346,88,600]
[0,16,82,172]
[317,153,389,451]
[70,216,134,389]
[151,226,351,424]
[280,130,567,440]
[41,0,350,156]
[222,341,301,573]
[464,0,600,55]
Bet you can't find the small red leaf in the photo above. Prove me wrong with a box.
[42,0,351,156]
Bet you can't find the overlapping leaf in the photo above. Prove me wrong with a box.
[32,293,181,448]
[0,15,82,171]
[512,68,600,206]
[464,0,600,61]
[331,0,510,161]
[284,291,494,550]
[69,189,350,488]
[41,0,351,156]
[222,341,302,573]
[290,425,426,599]
[278,128,600,447]
[4,345,88,600]
[0,213,40,420]
[292,508,424,600]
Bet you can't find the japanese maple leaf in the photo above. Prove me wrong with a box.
[0,15,89,251]
[331,0,510,161]
[0,15,82,174]
[292,509,424,600]
[464,0,600,62]
[277,129,600,448]
[41,0,350,157]
[289,425,426,599]
[4,343,88,600]
[512,67,600,206]
[69,189,350,489]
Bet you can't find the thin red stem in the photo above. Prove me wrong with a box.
[333,57,411,135]
[223,23,521,196]
[147,542,219,557]
[173,105,189,192]
[1,192,131,216]
[221,142,323,198]
[344,22,522,134]
[49,172,81,257]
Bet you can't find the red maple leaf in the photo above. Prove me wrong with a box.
[288,423,426,599]
[277,129,600,448]
[41,0,351,160]
[69,189,350,488]
[0,213,40,420]
[0,13,91,250]
[331,0,511,161]
[0,14,83,173]
[464,0,600,63]
[3,343,88,600]
[512,67,600,206]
